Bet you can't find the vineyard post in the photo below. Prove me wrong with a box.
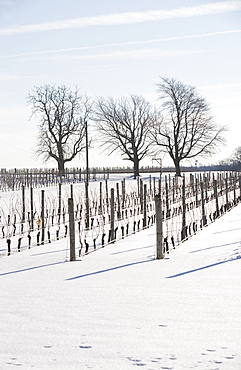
[137,176,140,197]
[172,177,175,203]
[30,172,33,188]
[225,173,229,207]
[85,181,90,229]
[200,181,207,226]
[58,183,62,225]
[149,175,152,195]
[116,182,121,220]
[140,179,143,213]
[30,187,34,231]
[105,179,109,209]
[155,194,164,259]
[165,176,170,218]
[26,169,29,187]
[22,185,25,223]
[41,190,45,244]
[190,173,193,194]
[204,176,208,202]
[99,182,102,215]
[121,179,126,208]
[143,184,147,228]
[70,184,73,199]
[110,188,115,242]
[181,175,186,240]
[214,179,219,218]
[153,177,156,195]
[233,173,237,205]
[195,175,199,208]
[68,197,76,261]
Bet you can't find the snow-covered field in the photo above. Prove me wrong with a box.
[1,188,241,369]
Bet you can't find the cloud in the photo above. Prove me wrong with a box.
[0,73,25,81]
[72,48,203,61]
[1,29,240,60]
[0,1,241,36]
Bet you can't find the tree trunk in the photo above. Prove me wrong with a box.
[174,158,181,176]
[58,159,65,180]
[133,158,140,179]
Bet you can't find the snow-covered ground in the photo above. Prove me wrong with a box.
[0,192,241,369]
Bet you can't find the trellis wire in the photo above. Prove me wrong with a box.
[0,172,240,258]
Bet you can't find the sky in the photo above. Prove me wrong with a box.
[0,0,241,170]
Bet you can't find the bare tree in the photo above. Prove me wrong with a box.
[28,85,92,176]
[94,95,156,178]
[231,147,241,169]
[150,77,227,176]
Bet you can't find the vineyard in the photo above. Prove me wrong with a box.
[0,171,240,259]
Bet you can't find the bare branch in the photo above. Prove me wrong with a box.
[151,77,227,175]
[28,85,92,174]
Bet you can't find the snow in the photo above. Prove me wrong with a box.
[1,184,241,369]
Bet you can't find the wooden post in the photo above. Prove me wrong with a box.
[99,182,103,215]
[110,188,115,242]
[155,194,164,259]
[30,187,34,231]
[121,179,126,208]
[200,181,207,226]
[140,179,143,213]
[68,197,76,261]
[85,180,90,229]
[165,176,170,218]
[239,175,241,199]
[195,176,199,208]
[143,184,147,228]
[204,176,208,202]
[181,176,187,240]
[225,173,229,207]
[70,184,73,199]
[58,183,62,225]
[116,183,121,220]
[214,179,219,218]
[172,177,175,204]
[105,179,109,209]
[159,178,161,196]
[41,190,45,244]
[22,185,25,223]
[137,176,140,197]
[233,174,237,204]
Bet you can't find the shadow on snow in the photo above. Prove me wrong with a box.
[0,261,66,277]
[66,259,154,281]
[189,241,241,254]
[166,257,241,279]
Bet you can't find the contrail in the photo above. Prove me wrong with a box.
[0,1,241,36]
[0,29,240,59]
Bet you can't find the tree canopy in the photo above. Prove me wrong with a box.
[94,95,157,178]
[28,85,92,176]
[150,77,227,175]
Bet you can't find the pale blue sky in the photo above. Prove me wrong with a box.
[0,0,240,169]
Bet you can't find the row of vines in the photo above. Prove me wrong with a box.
[0,171,240,258]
